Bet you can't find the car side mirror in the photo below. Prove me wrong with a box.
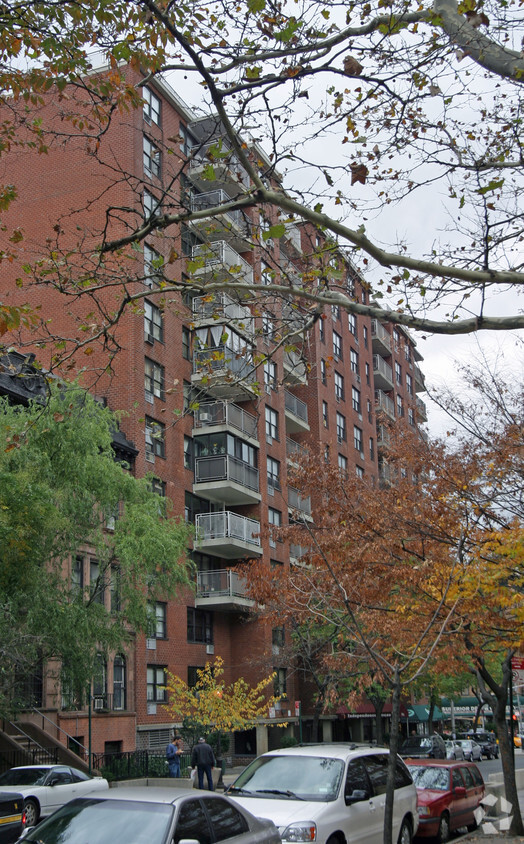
[454,786,466,797]
[345,789,369,805]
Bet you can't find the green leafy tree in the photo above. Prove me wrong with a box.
[0,379,192,714]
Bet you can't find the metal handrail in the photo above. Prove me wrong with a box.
[32,708,89,757]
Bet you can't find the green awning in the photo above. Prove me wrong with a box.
[403,704,443,722]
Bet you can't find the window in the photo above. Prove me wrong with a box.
[331,304,340,320]
[367,398,372,422]
[320,359,327,385]
[144,243,162,288]
[272,627,285,647]
[324,444,330,463]
[365,362,370,385]
[396,394,404,417]
[406,373,413,396]
[363,325,368,348]
[260,260,273,285]
[408,407,415,427]
[319,317,325,342]
[90,560,105,605]
[145,358,165,401]
[393,329,401,351]
[348,312,357,336]
[356,465,364,479]
[338,453,347,473]
[404,344,412,364]
[110,566,121,612]
[354,425,363,453]
[144,301,163,343]
[362,754,388,796]
[143,135,161,178]
[147,665,167,702]
[145,417,165,459]
[93,653,107,700]
[188,665,204,687]
[333,331,342,359]
[143,87,161,125]
[150,476,166,496]
[175,800,212,844]
[72,556,84,596]
[187,608,213,644]
[149,602,167,639]
[184,436,194,470]
[265,406,278,441]
[264,360,277,390]
[395,361,402,385]
[274,667,287,697]
[182,326,191,360]
[350,348,359,374]
[334,371,344,402]
[352,386,361,414]
[322,400,328,428]
[262,313,275,341]
[181,225,200,257]
[267,457,281,493]
[268,507,281,548]
[179,125,196,156]
[336,412,346,443]
[369,437,375,460]
[113,655,126,710]
[143,189,160,219]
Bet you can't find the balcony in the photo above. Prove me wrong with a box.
[189,141,250,192]
[414,364,426,392]
[290,543,311,565]
[370,320,392,355]
[281,302,311,340]
[288,487,312,520]
[195,511,262,558]
[190,190,250,250]
[194,454,261,505]
[195,569,254,612]
[191,240,253,285]
[284,389,309,434]
[373,354,394,391]
[193,401,258,444]
[283,349,308,385]
[192,292,254,338]
[416,396,427,422]
[379,461,392,486]
[286,437,309,465]
[375,389,395,420]
[376,424,391,450]
[192,345,257,399]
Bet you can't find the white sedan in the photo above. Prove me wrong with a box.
[457,740,482,762]
[0,764,108,826]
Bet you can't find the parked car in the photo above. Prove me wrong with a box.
[0,765,108,827]
[15,788,281,844]
[399,735,447,759]
[227,743,419,844]
[463,732,498,759]
[407,759,485,843]
[456,740,482,762]
[0,792,24,844]
[444,741,464,761]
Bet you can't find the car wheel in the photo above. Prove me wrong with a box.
[438,812,451,844]
[467,817,479,833]
[397,818,412,844]
[23,798,39,827]
[326,835,343,844]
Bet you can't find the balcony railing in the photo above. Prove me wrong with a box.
[194,401,258,440]
[376,424,391,448]
[290,543,311,562]
[284,390,308,424]
[192,241,253,285]
[283,349,308,383]
[416,396,427,421]
[191,189,245,229]
[288,487,312,517]
[190,141,250,188]
[195,454,259,492]
[373,354,393,388]
[375,389,395,420]
[286,437,309,463]
[193,345,255,382]
[370,320,392,353]
[195,511,261,547]
[196,569,251,600]
[414,364,426,392]
[192,293,254,335]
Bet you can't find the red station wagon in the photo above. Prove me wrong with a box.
[406,759,485,843]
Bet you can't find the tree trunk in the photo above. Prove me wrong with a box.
[383,672,402,844]
[493,693,523,834]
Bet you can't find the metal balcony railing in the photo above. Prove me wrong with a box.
[194,401,258,440]
[290,543,311,562]
[286,437,309,463]
[195,454,259,492]
[190,142,250,188]
[375,389,395,419]
[373,354,393,384]
[193,346,255,382]
[284,390,308,424]
[370,319,392,352]
[288,487,312,516]
[414,364,426,391]
[192,241,253,284]
[416,396,427,420]
[196,569,250,599]
[191,189,244,229]
[192,293,254,334]
[195,512,261,547]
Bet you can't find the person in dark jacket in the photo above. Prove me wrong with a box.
[191,737,216,790]
[166,734,183,777]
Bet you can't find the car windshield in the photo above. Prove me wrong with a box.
[407,767,450,791]
[0,768,49,786]
[230,754,345,802]
[402,738,431,749]
[22,798,173,844]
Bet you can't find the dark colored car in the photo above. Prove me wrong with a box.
[400,735,447,759]
[0,792,24,844]
[459,732,499,760]
[15,787,281,844]
[407,759,485,843]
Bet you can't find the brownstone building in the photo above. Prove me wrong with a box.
[1,64,427,763]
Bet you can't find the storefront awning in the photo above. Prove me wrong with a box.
[402,704,443,722]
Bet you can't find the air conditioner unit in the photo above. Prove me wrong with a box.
[199,412,213,423]
[145,390,154,404]
[206,644,215,655]
[272,645,280,655]
[146,637,157,650]
[145,452,155,464]
[147,702,157,715]
[93,697,105,711]
[355,374,361,383]
[145,334,155,345]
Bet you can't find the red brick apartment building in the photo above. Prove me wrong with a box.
[0,65,427,761]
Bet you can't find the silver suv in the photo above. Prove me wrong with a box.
[227,743,419,844]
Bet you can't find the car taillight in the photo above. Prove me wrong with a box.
[22,809,26,827]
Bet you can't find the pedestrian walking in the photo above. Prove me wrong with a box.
[191,737,216,790]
